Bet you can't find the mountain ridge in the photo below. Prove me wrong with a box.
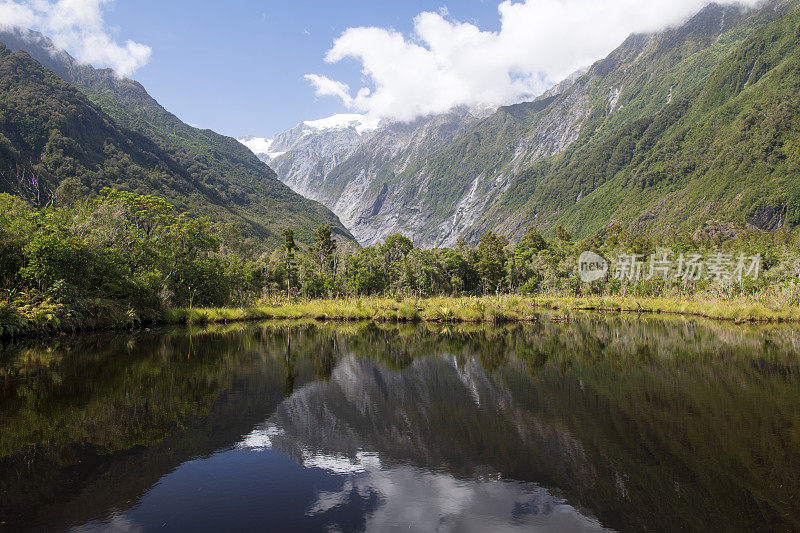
[244,105,498,245]
[474,0,800,240]
[242,0,798,247]
[0,27,355,248]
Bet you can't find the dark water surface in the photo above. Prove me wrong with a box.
[1,316,799,532]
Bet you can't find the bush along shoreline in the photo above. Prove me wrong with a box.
[3,189,800,338]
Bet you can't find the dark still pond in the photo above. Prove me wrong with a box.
[1,316,800,532]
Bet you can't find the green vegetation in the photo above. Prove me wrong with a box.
[3,185,800,336]
[0,38,354,248]
[0,189,263,335]
[165,294,800,326]
[0,181,800,335]
[483,1,800,239]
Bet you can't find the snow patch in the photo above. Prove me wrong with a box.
[237,136,286,159]
[303,114,381,135]
[468,102,498,119]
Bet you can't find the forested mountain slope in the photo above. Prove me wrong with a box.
[479,1,800,240]
[0,30,354,248]
[0,45,209,209]
[404,0,798,245]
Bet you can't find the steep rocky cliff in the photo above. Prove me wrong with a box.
[242,1,795,247]
[241,114,378,206]
[243,107,493,245]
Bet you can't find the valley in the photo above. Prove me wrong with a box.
[244,0,800,247]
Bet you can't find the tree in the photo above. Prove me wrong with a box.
[476,231,508,295]
[521,226,548,254]
[93,188,220,305]
[3,164,53,208]
[310,224,337,297]
[380,234,414,294]
[442,248,475,295]
[345,247,386,295]
[312,224,337,273]
[380,234,414,261]
[556,225,572,243]
[282,228,298,300]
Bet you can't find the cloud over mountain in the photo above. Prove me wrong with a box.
[0,0,150,76]
[306,0,761,122]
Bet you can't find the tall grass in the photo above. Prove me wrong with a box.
[162,294,800,326]
[162,296,547,326]
[5,294,799,338]
[533,295,800,322]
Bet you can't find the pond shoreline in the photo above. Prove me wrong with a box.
[164,296,800,326]
[3,296,799,339]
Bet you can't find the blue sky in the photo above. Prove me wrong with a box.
[2,0,755,139]
[101,1,500,138]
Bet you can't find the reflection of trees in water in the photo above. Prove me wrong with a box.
[283,326,295,397]
[0,326,323,529]
[264,318,800,532]
[0,317,799,531]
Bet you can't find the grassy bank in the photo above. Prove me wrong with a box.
[3,295,799,339]
[534,296,800,323]
[163,295,800,326]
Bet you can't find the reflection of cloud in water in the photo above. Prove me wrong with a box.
[68,513,144,533]
[240,425,382,475]
[302,451,381,476]
[238,424,285,451]
[238,425,608,532]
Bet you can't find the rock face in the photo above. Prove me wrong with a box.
[242,107,493,246]
[240,0,792,247]
[241,115,377,206]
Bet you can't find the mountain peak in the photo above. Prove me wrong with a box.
[302,113,381,135]
[466,103,498,119]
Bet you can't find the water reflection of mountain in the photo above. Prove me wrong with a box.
[0,317,799,531]
[243,354,609,532]
[259,319,800,532]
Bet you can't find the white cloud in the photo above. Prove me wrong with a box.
[304,73,354,107]
[306,0,761,122]
[0,0,151,77]
[0,2,36,27]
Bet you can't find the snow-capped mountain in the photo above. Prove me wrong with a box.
[238,105,494,245]
[239,114,380,163]
[303,114,381,134]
